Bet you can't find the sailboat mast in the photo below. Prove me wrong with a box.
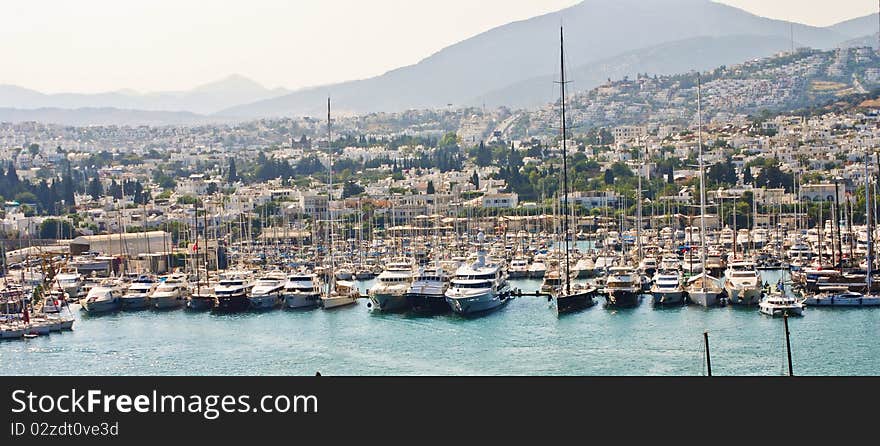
[559,26,571,295]
[327,97,335,288]
[866,141,873,291]
[637,137,643,263]
[697,74,708,288]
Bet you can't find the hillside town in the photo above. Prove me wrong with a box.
[0,48,878,246]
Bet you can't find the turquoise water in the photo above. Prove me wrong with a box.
[1,271,878,376]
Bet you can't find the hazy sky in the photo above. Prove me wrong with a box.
[1,0,876,94]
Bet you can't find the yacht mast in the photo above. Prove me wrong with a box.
[327,97,335,290]
[697,74,708,290]
[637,137,643,263]
[866,139,873,291]
[558,26,572,295]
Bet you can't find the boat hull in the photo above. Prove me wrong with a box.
[446,289,511,316]
[1,326,25,339]
[284,293,320,309]
[321,296,357,309]
[121,296,150,310]
[604,289,640,307]
[406,293,451,315]
[556,291,596,314]
[81,298,121,314]
[803,296,880,306]
[759,305,804,316]
[214,297,249,313]
[725,285,762,305]
[153,296,184,310]
[507,270,530,279]
[651,290,684,305]
[248,294,279,311]
[368,293,409,312]
[186,297,215,311]
[687,290,720,307]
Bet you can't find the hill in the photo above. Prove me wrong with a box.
[220,0,851,118]
[475,34,799,109]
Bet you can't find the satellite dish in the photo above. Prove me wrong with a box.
[476,232,485,243]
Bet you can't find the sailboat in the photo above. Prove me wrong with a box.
[685,74,723,307]
[319,97,359,310]
[553,27,597,315]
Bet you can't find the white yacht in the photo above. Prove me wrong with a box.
[638,256,658,277]
[54,269,82,299]
[321,280,359,309]
[121,275,156,310]
[723,261,762,305]
[151,274,189,310]
[368,259,414,311]
[686,273,723,307]
[572,257,597,278]
[788,239,813,260]
[593,253,619,272]
[445,252,511,316]
[80,280,124,313]
[508,257,530,279]
[759,292,804,316]
[659,254,681,271]
[282,272,321,309]
[527,258,547,279]
[248,270,286,310]
[650,269,684,305]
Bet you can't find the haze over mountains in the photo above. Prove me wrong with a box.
[0,75,289,115]
[1,0,878,125]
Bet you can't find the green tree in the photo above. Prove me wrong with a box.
[475,141,492,167]
[604,169,615,185]
[426,180,436,195]
[87,175,103,200]
[39,219,75,239]
[227,157,238,182]
[743,165,753,185]
[342,180,365,198]
[14,191,38,204]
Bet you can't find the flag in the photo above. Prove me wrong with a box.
[192,241,199,252]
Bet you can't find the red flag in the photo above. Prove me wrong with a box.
[192,241,199,252]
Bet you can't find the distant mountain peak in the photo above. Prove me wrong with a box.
[191,74,270,94]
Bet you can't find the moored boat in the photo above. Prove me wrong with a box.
[445,250,511,316]
[650,269,684,305]
[603,266,642,307]
[405,266,451,314]
[283,272,321,309]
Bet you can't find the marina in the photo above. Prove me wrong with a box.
[2,271,880,376]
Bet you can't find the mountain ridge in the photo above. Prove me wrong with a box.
[219,0,854,118]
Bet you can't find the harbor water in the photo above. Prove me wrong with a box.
[2,271,878,376]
